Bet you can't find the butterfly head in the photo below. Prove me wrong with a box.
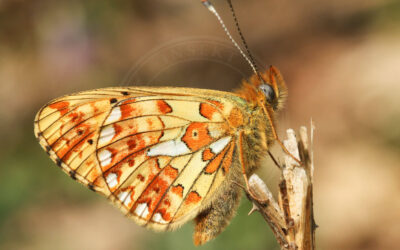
[256,66,287,112]
[237,66,287,113]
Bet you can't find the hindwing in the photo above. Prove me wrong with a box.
[34,87,243,229]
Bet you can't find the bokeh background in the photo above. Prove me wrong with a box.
[1,0,399,249]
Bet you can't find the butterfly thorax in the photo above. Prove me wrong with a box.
[238,105,274,174]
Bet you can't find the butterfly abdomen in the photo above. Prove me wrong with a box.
[193,182,242,246]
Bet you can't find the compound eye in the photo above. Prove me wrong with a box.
[259,84,276,103]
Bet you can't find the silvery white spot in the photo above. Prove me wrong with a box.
[135,203,150,218]
[105,106,122,124]
[147,140,191,157]
[106,172,118,188]
[99,126,115,145]
[118,191,131,206]
[98,149,112,166]
[210,136,231,154]
[153,213,168,224]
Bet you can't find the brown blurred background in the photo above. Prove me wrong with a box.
[1,0,399,249]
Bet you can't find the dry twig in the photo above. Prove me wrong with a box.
[246,122,316,250]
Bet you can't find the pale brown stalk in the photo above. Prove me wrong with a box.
[246,121,316,250]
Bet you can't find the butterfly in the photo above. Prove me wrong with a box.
[34,65,288,245]
[34,0,297,245]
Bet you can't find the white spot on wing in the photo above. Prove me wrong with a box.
[106,172,118,188]
[118,191,131,206]
[209,136,231,154]
[98,149,112,166]
[99,126,115,145]
[135,203,150,218]
[105,106,122,124]
[147,140,191,157]
[153,213,168,224]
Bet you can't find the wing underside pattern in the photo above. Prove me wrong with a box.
[34,87,240,229]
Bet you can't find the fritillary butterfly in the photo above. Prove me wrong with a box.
[34,1,290,246]
[34,67,287,245]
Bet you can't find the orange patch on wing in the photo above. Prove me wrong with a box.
[200,103,217,120]
[133,165,178,219]
[68,111,86,124]
[202,148,214,161]
[154,208,172,222]
[184,191,201,205]
[120,99,137,120]
[90,102,99,113]
[204,146,228,174]
[164,165,179,179]
[182,123,212,151]
[137,174,145,182]
[227,107,244,128]
[127,138,137,151]
[146,118,154,129]
[120,150,146,170]
[157,100,172,114]
[199,101,223,120]
[222,143,234,173]
[171,184,184,198]
[143,158,162,186]
[113,123,123,139]
[128,158,135,167]
[120,131,161,162]
[163,199,171,207]
[208,100,224,110]
[49,101,70,116]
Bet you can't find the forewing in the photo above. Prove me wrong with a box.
[34,87,241,230]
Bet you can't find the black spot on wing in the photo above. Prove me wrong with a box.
[69,170,77,180]
[88,183,96,191]
[56,158,63,167]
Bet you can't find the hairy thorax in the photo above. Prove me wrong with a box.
[235,104,274,175]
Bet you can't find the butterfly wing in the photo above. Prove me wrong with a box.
[34,87,243,230]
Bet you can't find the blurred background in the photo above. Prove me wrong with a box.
[1,0,399,249]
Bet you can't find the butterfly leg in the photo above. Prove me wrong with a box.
[193,184,241,246]
[264,66,302,165]
[262,104,301,165]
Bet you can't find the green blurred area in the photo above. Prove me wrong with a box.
[0,0,399,249]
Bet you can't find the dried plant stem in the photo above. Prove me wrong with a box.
[246,122,316,250]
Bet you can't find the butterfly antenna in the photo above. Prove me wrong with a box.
[201,0,259,77]
[226,0,261,79]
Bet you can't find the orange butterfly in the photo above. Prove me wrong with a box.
[34,67,287,245]
[34,0,293,246]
